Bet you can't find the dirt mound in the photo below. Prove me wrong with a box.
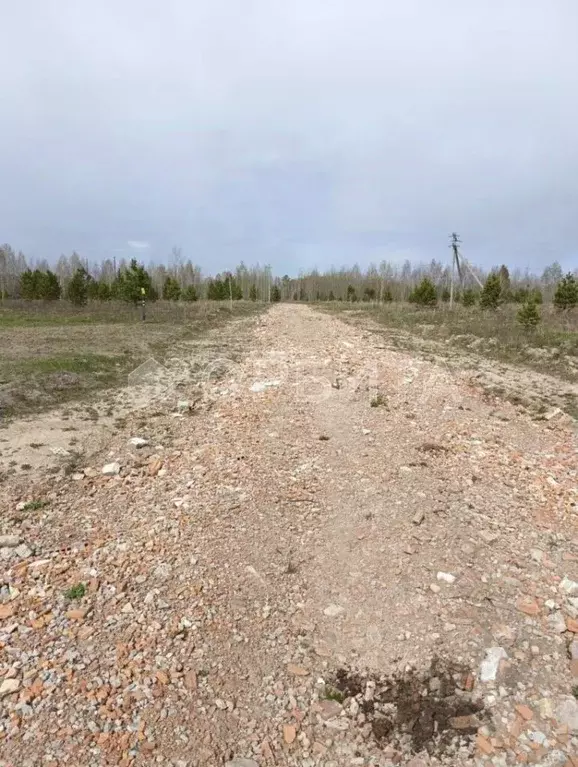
[330,657,485,758]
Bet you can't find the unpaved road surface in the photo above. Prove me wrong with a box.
[0,305,577,767]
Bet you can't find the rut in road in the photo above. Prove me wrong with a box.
[1,304,576,767]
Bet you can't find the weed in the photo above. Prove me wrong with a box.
[319,434,330,441]
[370,392,388,408]
[22,499,49,511]
[323,686,345,703]
[64,583,86,600]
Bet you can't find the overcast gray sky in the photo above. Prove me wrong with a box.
[1,1,577,274]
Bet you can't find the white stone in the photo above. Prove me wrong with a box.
[436,572,456,584]
[0,678,21,697]
[479,646,508,683]
[323,603,344,618]
[556,698,578,733]
[0,536,20,548]
[102,462,120,476]
[129,437,149,448]
[559,577,578,596]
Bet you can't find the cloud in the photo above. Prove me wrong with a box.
[0,0,577,273]
[127,241,151,250]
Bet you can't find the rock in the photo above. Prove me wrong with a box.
[0,678,21,698]
[480,530,499,544]
[283,724,296,744]
[412,510,425,525]
[559,576,578,596]
[548,611,567,633]
[480,647,508,682]
[430,583,441,594]
[0,604,15,619]
[476,734,494,755]
[15,544,32,559]
[176,400,191,412]
[323,603,344,617]
[517,598,540,616]
[570,640,578,660]
[515,704,534,721]
[437,571,456,584]
[148,458,163,477]
[544,407,562,420]
[566,617,578,633]
[286,664,309,676]
[129,437,149,448]
[102,462,120,476]
[250,381,280,393]
[184,670,197,690]
[225,761,258,767]
[0,535,21,548]
[71,472,85,481]
[450,714,480,729]
[555,697,578,733]
[66,609,86,621]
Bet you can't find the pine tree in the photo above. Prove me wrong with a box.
[182,284,198,302]
[480,273,502,310]
[66,267,91,305]
[271,284,281,302]
[114,259,154,304]
[517,300,541,329]
[162,276,181,301]
[554,273,578,310]
[249,284,258,301]
[440,287,451,302]
[20,269,37,299]
[408,277,437,306]
[328,290,336,301]
[461,288,477,307]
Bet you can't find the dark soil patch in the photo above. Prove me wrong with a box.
[330,657,485,757]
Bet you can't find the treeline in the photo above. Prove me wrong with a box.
[0,243,576,310]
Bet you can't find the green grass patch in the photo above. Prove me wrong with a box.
[64,583,86,600]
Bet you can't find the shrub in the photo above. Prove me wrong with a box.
[554,273,578,310]
[480,273,502,310]
[408,277,437,306]
[182,285,198,302]
[517,300,541,330]
[461,289,477,306]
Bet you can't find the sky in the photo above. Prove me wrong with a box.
[1,0,577,275]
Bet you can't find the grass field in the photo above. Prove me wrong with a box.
[0,299,264,417]
[323,302,578,381]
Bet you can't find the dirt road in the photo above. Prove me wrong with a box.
[1,305,576,766]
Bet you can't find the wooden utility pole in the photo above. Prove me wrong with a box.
[449,232,483,308]
[228,274,233,311]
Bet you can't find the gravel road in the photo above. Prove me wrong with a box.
[0,305,576,767]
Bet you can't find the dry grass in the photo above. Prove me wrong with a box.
[323,302,578,381]
[0,300,264,417]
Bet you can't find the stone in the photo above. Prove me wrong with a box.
[548,611,567,633]
[177,400,191,411]
[0,678,21,697]
[286,664,309,676]
[517,598,540,616]
[0,604,15,619]
[323,603,344,617]
[102,462,121,476]
[480,530,499,544]
[567,617,578,633]
[250,381,280,393]
[148,458,163,476]
[225,761,259,767]
[412,511,425,525]
[0,535,20,548]
[559,577,578,596]
[437,571,456,584]
[184,670,197,690]
[480,647,508,682]
[283,724,296,744]
[570,640,578,660]
[450,714,480,729]
[66,609,86,621]
[555,698,578,733]
[515,704,534,721]
[430,583,441,593]
[476,734,494,755]
[129,437,149,448]
[15,544,32,559]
